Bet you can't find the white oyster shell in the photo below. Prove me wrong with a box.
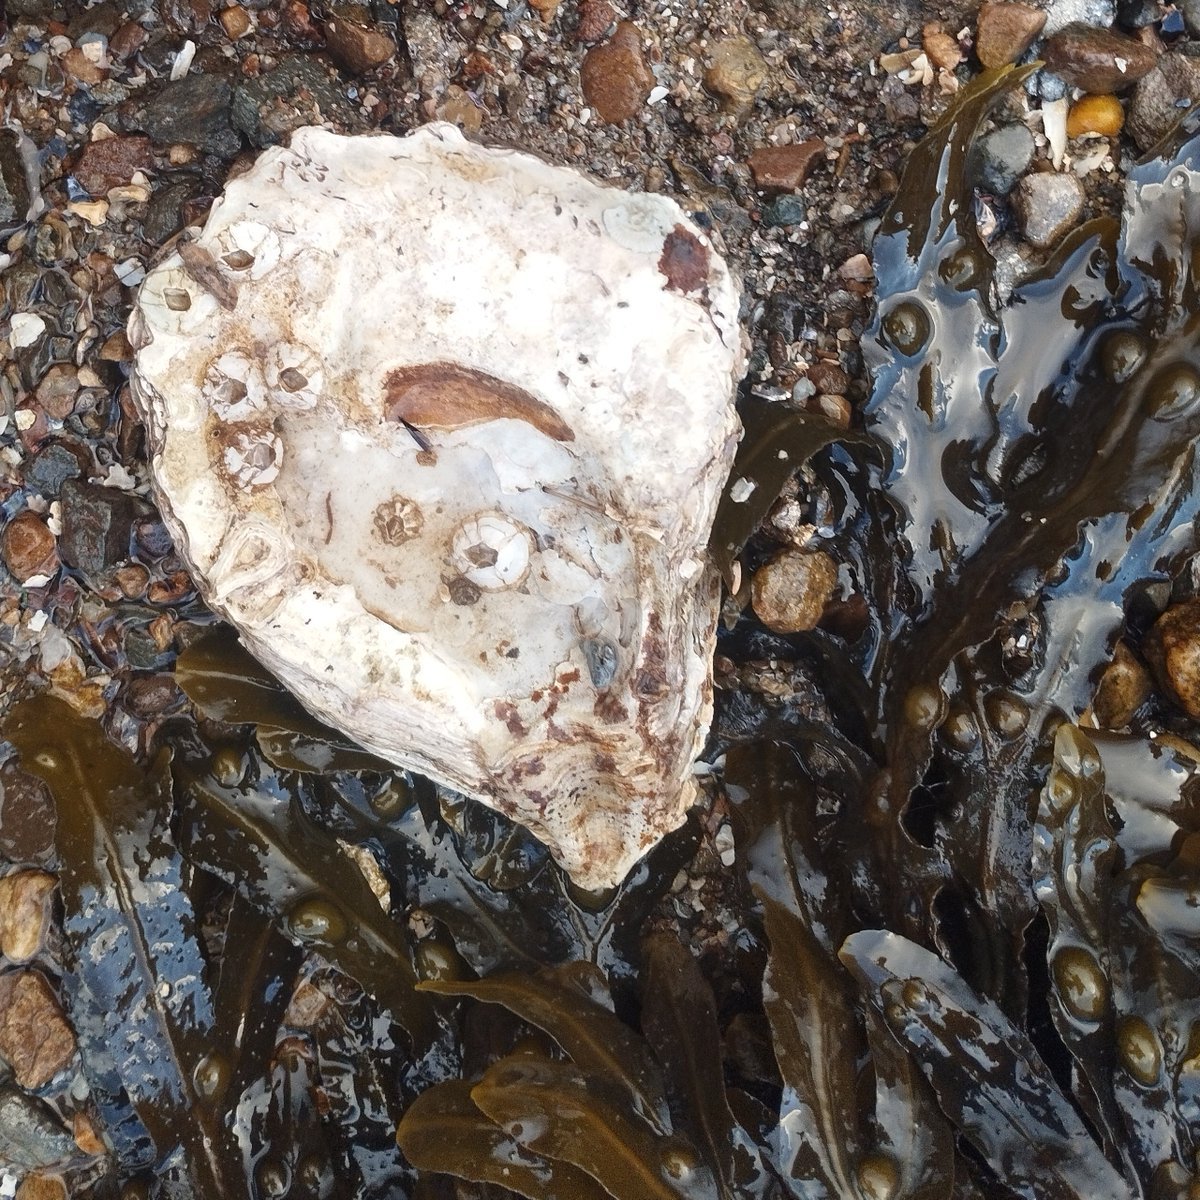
[130,123,746,890]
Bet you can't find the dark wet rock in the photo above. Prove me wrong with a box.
[0,763,56,867]
[5,0,57,20]
[1184,0,1200,36]
[58,480,147,580]
[324,11,395,74]
[750,548,838,634]
[748,139,826,191]
[975,1,1047,67]
[123,621,176,670]
[122,73,240,159]
[25,443,87,497]
[143,178,203,242]
[1127,53,1200,150]
[1145,599,1200,718]
[761,194,807,227]
[1118,0,1168,27]
[0,1088,76,1170]
[133,516,174,561]
[1093,642,1151,728]
[70,134,153,196]
[0,130,33,228]
[1043,22,1158,93]
[2,512,59,584]
[974,123,1035,194]
[1012,171,1086,248]
[580,21,654,123]
[231,54,361,148]
[109,19,150,62]
[124,672,184,718]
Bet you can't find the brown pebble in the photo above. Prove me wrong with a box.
[808,360,849,395]
[808,393,852,428]
[99,330,133,362]
[124,673,183,719]
[72,135,153,197]
[35,363,80,421]
[0,762,57,866]
[324,15,394,74]
[1043,23,1157,94]
[61,47,106,85]
[0,970,76,1089]
[73,1111,107,1157]
[1093,642,1150,728]
[748,138,826,191]
[975,2,1046,69]
[1145,599,1200,719]
[16,1174,67,1200]
[580,21,654,123]
[527,0,559,21]
[922,23,962,70]
[437,84,484,133]
[219,4,251,38]
[281,0,321,42]
[703,36,768,114]
[0,870,56,963]
[109,20,148,61]
[751,548,839,634]
[114,562,150,598]
[1067,93,1124,138]
[575,0,615,45]
[2,512,59,584]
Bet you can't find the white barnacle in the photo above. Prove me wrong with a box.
[203,351,267,422]
[222,427,283,489]
[213,220,283,278]
[450,512,532,591]
[601,193,677,253]
[266,342,324,409]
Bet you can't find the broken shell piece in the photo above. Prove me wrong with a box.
[130,123,746,889]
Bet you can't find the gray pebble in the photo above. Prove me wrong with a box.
[1043,0,1116,34]
[232,55,362,149]
[124,74,239,159]
[58,479,148,581]
[1012,172,1087,249]
[975,124,1035,195]
[762,194,807,227]
[1128,54,1200,151]
[0,1087,77,1169]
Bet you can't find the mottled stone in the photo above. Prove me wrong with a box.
[0,1089,75,1170]
[0,971,76,1089]
[1043,22,1157,93]
[0,763,56,867]
[123,73,239,159]
[580,21,654,123]
[1093,642,1150,728]
[34,364,80,421]
[2,512,59,584]
[748,139,826,191]
[1128,54,1200,151]
[25,443,87,497]
[0,130,33,227]
[0,871,56,964]
[703,36,768,114]
[923,23,963,70]
[232,55,362,148]
[975,122,1035,195]
[1012,171,1086,249]
[58,480,145,580]
[751,548,838,634]
[71,134,153,196]
[975,2,1047,68]
[575,0,615,43]
[219,3,251,38]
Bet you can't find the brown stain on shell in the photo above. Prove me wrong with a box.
[659,225,709,294]
[383,362,575,442]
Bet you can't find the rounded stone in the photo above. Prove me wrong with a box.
[1051,945,1108,1022]
[1066,93,1124,138]
[1144,599,1200,719]
[1012,171,1087,250]
[2,512,59,584]
[750,548,838,634]
[1043,22,1157,94]
[974,1,1047,68]
[975,123,1035,195]
[703,36,768,114]
[580,21,654,123]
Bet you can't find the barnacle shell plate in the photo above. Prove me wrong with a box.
[130,124,746,889]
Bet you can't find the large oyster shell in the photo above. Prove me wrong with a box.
[130,124,745,889]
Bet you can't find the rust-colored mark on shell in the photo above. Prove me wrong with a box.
[384,362,575,442]
[659,225,709,294]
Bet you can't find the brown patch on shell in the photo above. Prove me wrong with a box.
[384,362,575,442]
[658,225,709,294]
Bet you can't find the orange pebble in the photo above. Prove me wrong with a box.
[1066,94,1124,139]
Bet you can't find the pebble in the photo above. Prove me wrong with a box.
[324,14,394,75]
[219,4,251,39]
[16,1173,67,1200]
[0,130,34,226]
[61,47,106,86]
[750,548,838,634]
[1042,23,1158,93]
[0,871,56,964]
[975,123,1035,195]
[761,194,806,226]
[1043,0,1116,34]
[703,36,768,115]
[123,73,239,159]
[1012,171,1086,248]
[1145,599,1200,718]
[70,134,152,197]
[25,443,86,497]
[34,364,80,421]
[2,513,59,585]
[580,21,653,123]
[0,971,76,1090]
[575,0,615,44]
[57,480,144,581]
[748,138,825,191]
[1128,53,1200,150]
[1185,0,1200,36]
[0,1089,76,1171]
[0,763,57,867]
[1067,93,1124,137]
[1093,642,1150,728]
[231,54,363,148]
[922,23,963,70]
[436,85,484,132]
[974,2,1047,68]
[808,360,849,395]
